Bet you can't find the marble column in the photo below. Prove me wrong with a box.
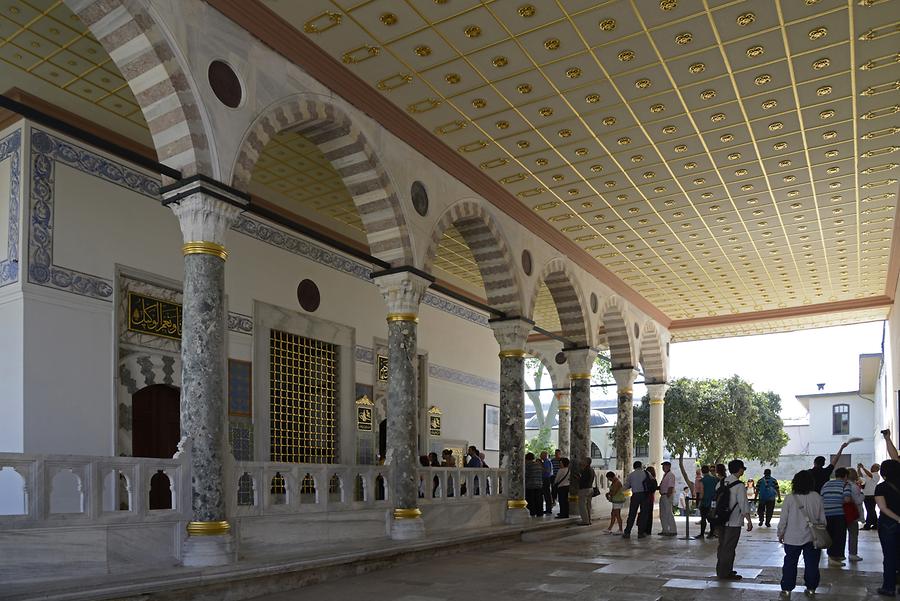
[489,317,532,525]
[373,269,432,540]
[555,390,571,457]
[646,383,669,474]
[162,184,244,568]
[612,368,639,474]
[565,348,597,517]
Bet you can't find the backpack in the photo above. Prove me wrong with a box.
[710,480,742,527]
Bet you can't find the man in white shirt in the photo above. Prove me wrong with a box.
[658,461,677,536]
[716,459,753,580]
[859,462,881,529]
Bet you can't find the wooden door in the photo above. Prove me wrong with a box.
[132,385,180,510]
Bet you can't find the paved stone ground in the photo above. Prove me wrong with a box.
[252,514,888,600]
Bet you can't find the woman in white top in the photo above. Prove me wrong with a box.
[553,458,571,519]
[778,470,826,600]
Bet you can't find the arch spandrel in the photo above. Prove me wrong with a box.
[528,258,592,348]
[231,96,415,266]
[422,200,525,316]
[67,0,212,178]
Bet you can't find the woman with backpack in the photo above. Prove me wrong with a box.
[845,468,865,562]
[777,470,825,600]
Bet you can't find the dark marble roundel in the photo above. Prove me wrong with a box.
[208,60,242,108]
[411,181,429,216]
[590,292,598,313]
[297,279,321,312]
[666,341,670,356]
[634,323,640,339]
[521,250,533,275]
[554,351,567,365]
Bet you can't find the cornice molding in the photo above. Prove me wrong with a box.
[205,0,670,327]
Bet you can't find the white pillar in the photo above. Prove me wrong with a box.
[646,383,669,474]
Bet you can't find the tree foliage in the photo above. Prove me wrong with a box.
[611,375,789,484]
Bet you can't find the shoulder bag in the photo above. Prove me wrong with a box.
[842,483,860,522]
[796,495,831,550]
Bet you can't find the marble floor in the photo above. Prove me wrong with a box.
[251,514,888,601]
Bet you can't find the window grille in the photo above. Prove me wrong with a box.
[269,329,338,463]
[832,404,850,435]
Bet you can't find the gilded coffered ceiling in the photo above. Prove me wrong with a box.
[261,0,899,335]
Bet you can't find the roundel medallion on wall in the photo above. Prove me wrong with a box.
[590,292,598,313]
[554,351,567,365]
[634,323,640,339]
[521,250,533,275]
[297,279,321,312]
[666,341,670,356]
[411,181,429,217]
[208,60,242,108]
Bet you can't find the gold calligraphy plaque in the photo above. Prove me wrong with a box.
[127,292,182,340]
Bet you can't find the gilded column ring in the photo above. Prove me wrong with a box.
[186,520,231,536]
[507,499,528,509]
[618,387,633,394]
[498,349,527,359]
[182,241,228,261]
[649,398,665,405]
[557,404,570,411]
[393,507,422,519]
[386,313,419,323]
[569,372,592,380]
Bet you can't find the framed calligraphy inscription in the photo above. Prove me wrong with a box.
[128,292,182,340]
[376,354,389,382]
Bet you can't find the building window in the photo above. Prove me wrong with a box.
[591,442,602,459]
[270,329,338,463]
[635,443,648,457]
[832,404,849,435]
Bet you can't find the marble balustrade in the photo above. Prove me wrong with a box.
[0,450,190,527]
[415,467,506,503]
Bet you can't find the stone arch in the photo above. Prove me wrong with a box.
[525,346,567,391]
[639,321,668,384]
[231,96,414,266]
[528,258,591,347]
[423,200,524,315]
[601,297,635,369]
[67,0,211,177]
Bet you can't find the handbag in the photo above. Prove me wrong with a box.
[591,486,601,497]
[797,496,831,550]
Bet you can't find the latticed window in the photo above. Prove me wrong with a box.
[270,329,338,463]
[832,404,850,435]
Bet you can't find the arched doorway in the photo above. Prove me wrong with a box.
[132,384,180,459]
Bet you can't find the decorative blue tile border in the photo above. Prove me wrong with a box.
[354,344,498,392]
[25,129,491,329]
[0,129,21,287]
[28,129,159,300]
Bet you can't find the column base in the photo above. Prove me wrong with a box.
[505,499,530,525]
[390,514,426,540]
[182,532,234,567]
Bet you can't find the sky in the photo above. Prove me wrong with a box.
[668,320,886,419]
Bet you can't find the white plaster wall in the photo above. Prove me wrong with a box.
[885,298,900,461]
[14,122,502,461]
[0,291,24,453]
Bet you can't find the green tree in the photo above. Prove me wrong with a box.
[611,376,788,485]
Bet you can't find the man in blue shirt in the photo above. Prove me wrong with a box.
[693,465,720,539]
[550,448,562,505]
[820,467,852,566]
[756,468,781,527]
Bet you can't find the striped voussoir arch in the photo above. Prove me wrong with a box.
[424,200,523,315]
[639,321,667,383]
[232,98,413,266]
[525,346,566,390]
[601,297,635,369]
[534,258,590,347]
[67,0,210,177]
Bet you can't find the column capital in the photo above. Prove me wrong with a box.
[612,367,639,391]
[489,317,533,354]
[555,390,571,411]
[372,269,433,317]
[646,383,669,403]
[162,176,248,248]
[564,347,597,378]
